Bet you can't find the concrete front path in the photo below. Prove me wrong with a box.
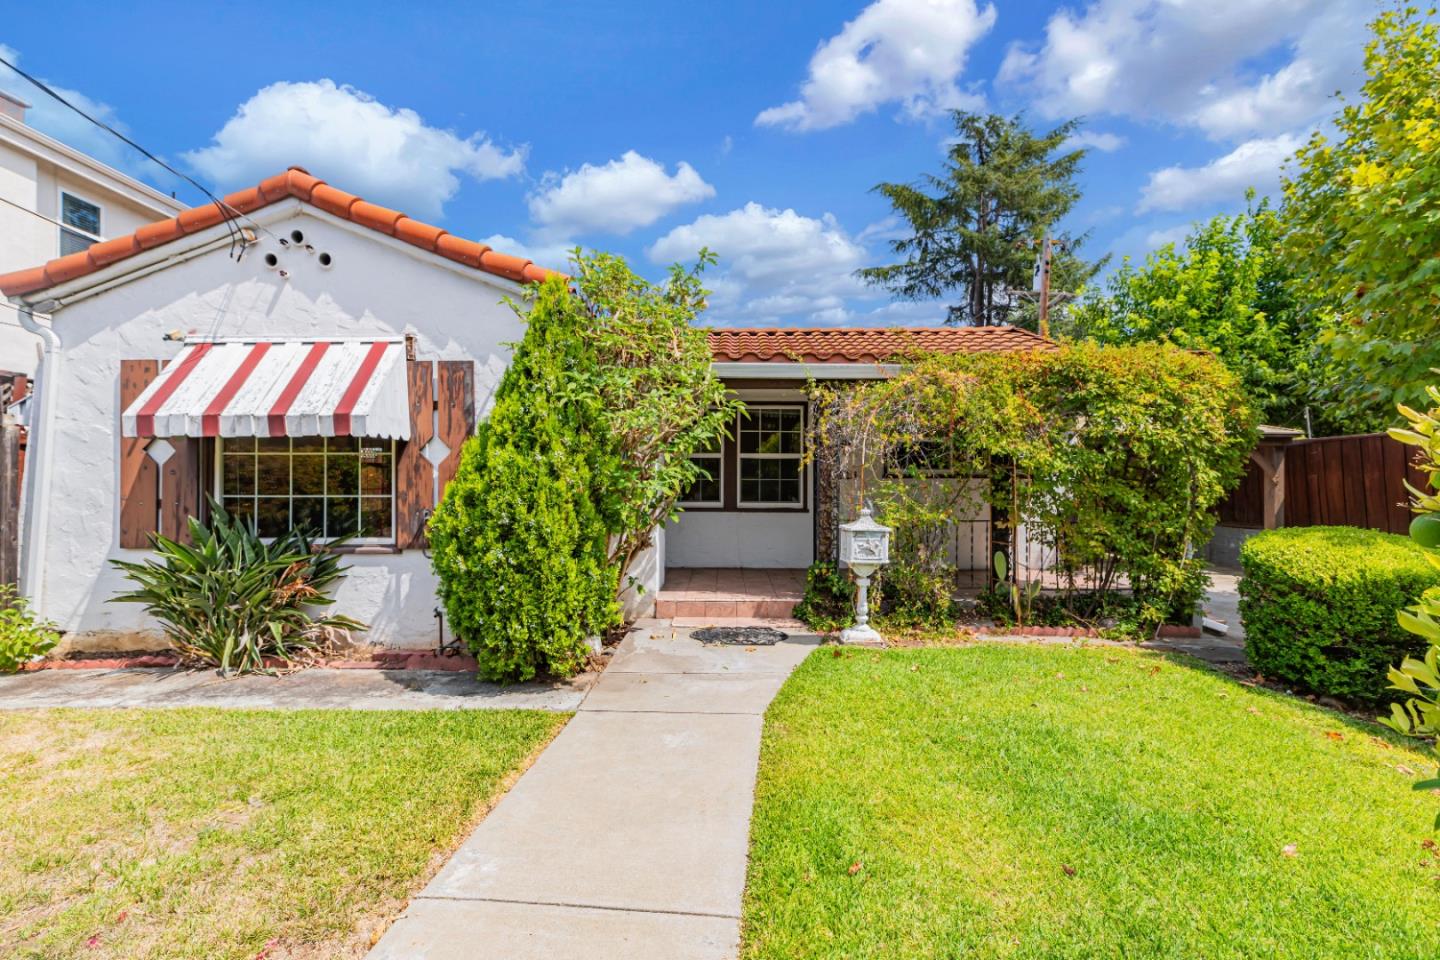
[368,619,819,960]
[0,666,592,712]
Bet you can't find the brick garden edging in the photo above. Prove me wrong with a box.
[18,651,480,673]
[973,624,1203,639]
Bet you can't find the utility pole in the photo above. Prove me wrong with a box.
[1036,234,1054,339]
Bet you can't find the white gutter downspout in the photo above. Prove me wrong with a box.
[7,233,249,613]
[15,303,59,613]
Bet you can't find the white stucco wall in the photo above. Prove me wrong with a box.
[619,526,666,618]
[664,510,814,568]
[23,204,526,649]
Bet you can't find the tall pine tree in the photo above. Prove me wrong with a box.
[860,112,1087,327]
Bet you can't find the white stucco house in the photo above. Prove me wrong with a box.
[0,165,1055,650]
[0,90,186,376]
[0,166,555,649]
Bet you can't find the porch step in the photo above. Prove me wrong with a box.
[654,568,805,620]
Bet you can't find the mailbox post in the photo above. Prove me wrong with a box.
[838,505,891,647]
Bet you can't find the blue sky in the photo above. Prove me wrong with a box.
[0,0,1374,326]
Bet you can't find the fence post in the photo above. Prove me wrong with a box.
[0,418,18,587]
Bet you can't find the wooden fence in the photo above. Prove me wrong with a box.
[0,373,26,586]
[1217,432,1422,534]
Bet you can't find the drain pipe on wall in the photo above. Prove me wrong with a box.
[15,302,61,614]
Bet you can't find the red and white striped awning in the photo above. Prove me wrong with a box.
[122,338,412,439]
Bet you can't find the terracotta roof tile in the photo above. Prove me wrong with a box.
[707,325,1056,363]
[435,234,486,268]
[86,235,141,268]
[350,200,403,234]
[42,251,93,287]
[134,218,186,249]
[394,217,445,252]
[0,166,563,299]
[309,182,360,218]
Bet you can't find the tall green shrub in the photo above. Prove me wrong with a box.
[428,279,618,682]
[429,252,733,681]
[1239,526,1440,704]
[809,342,1252,630]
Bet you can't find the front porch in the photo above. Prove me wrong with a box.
[654,567,806,619]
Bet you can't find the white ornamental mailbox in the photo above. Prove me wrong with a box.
[838,505,891,646]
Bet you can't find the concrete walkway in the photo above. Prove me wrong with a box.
[368,620,819,960]
[0,665,592,712]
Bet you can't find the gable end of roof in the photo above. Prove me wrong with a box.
[0,167,562,299]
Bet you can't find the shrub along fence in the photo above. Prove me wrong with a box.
[1238,526,1440,705]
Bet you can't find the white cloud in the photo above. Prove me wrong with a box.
[756,0,997,132]
[185,80,523,219]
[0,42,171,184]
[1144,224,1192,250]
[1063,129,1126,153]
[527,151,714,239]
[1137,132,1304,212]
[648,202,874,325]
[998,0,1368,141]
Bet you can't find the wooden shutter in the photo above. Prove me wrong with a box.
[119,359,202,547]
[118,360,160,547]
[435,360,475,496]
[160,436,202,545]
[395,359,435,549]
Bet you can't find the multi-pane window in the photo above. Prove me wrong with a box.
[59,192,102,256]
[680,439,723,506]
[738,407,803,506]
[219,437,394,541]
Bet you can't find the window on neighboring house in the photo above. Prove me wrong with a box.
[738,406,804,507]
[679,439,723,507]
[59,192,102,256]
[218,436,395,542]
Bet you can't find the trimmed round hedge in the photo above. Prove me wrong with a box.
[1239,526,1440,705]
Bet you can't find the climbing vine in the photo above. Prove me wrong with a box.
[808,342,1254,630]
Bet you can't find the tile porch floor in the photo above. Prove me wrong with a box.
[654,568,806,619]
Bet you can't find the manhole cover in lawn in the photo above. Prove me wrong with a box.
[692,626,787,646]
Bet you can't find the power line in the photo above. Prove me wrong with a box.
[0,192,82,234]
[0,53,277,249]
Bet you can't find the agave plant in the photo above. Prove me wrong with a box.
[111,498,365,674]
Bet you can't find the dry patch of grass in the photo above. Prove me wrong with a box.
[0,708,566,959]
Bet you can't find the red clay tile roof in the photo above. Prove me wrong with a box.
[707,325,1056,363]
[0,167,561,299]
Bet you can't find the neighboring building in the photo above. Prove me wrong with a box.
[0,90,185,374]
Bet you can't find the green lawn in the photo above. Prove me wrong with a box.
[0,708,567,960]
[743,645,1440,960]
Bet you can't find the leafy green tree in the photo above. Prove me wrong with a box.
[1066,198,1314,429]
[1282,4,1440,428]
[428,252,736,680]
[860,111,1089,326]
[567,251,740,586]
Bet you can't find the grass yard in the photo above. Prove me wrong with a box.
[0,708,567,959]
[743,645,1440,960]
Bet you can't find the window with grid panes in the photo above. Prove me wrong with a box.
[219,437,395,541]
[737,406,803,506]
[59,192,102,256]
[679,437,723,506]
